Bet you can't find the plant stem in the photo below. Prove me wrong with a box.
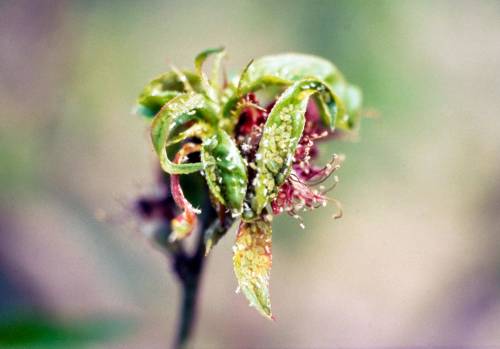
[144,170,231,348]
[174,224,206,349]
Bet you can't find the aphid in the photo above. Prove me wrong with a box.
[251,78,338,215]
[202,129,248,214]
[233,220,274,321]
[137,48,363,322]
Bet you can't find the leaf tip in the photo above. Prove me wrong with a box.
[205,240,213,256]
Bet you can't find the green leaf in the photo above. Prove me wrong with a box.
[204,215,234,256]
[335,83,363,131]
[201,129,248,214]
[204,223,226,256]
[251,78,339,215]
[221,54,348,131]
[136,70,202,121]
[233,220,274,321]
[221,74,292,122]
[0,309,133,348]
[210,49,227,96]
[194,46,225,102]
[238,53,346,88]
[165,122,210,147]
[151,93,213,174]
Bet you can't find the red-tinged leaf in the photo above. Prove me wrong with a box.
[233,220,275,321]
[170,143,202,241]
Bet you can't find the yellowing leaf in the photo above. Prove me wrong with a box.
[233,220,274,321]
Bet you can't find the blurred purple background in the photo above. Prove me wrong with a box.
[1,0,500,347]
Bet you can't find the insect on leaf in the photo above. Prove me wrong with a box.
[233,220,274,321]
[251,77,341,215]
[221,53,348,130]
[201,129,248,214]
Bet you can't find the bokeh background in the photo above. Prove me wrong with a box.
[1,0,500,347]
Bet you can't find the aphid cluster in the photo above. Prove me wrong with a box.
[136,47,362,320]
[202,130,248,215]
[233,220,273,318]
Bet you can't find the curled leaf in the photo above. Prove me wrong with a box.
[166,120,213,147]
[210,49,227,96]
[335,84,363,131]
[136,71,202,121]
[136,48,365,323]
[202,129,248,215]
[222,53,352,131]
[170,143,202,241]
[238,53,345,88]
[194,46,226,102]
[151,93,216,174]
[251,78,339,215]
[233,220,274,321]
[221,74,292,123]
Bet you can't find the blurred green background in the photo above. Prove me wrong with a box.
[1,0,500,347]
